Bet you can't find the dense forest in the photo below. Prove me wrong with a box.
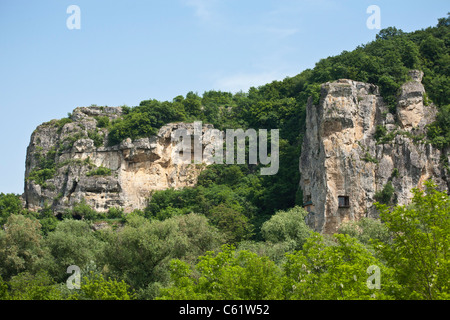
[0,15,449,300]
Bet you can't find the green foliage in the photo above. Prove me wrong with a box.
[260,206,311,251]
[88,130,104,148]
[27,168,56,187]
[8,271,62,300]
[101,214,224,298]
[27,147,58,187]
[55,118,73,133]
[282,233,398,300]
[391,168,400,178]
[376,27,405,40]
[37,203,59,235]
[44,220,105,282]
[158,245,283,300]
[86,166,112,177]
[106,207,125,220]
[6,272,56,300]
[374,125,388,142]
[159,233,399,300]
[146,169,258,241]
[0,276,9,300]
[374,182,395,205]
[208,204,253,244]
[338,217,391,247]
[374,180,450,299]
[108,99,187,145]
[70,272,134,300]
[95,116,110,128]
[427,104,450,149]
[0,193,24,225]
[0,215,47,280]
[362,152,379,164]
[67,199,103,220]
[374,125,397,144]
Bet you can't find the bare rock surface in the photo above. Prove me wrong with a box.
[24,107,212,214]
[300,72,448,234]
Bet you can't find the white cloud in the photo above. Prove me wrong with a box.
[183,0,216,21]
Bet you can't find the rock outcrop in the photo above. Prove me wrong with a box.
[24,71,449,232]
[24,106,214,214]
[299,71,449,234]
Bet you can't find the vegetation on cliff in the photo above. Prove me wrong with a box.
[1,16,449,300]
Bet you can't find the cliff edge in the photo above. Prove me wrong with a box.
[300,70,449,234]
[24,106,213,215]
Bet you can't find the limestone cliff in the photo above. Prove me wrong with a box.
[24,106,213,215]
[24,71,449,232]
[299,70,449,234]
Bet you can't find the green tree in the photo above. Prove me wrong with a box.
[37,203,59,235]
[376,27,405,40]
[374,180,450,299]
[261,206,311,251]
[427,104,450,149]
[282,233,398,300]
[101,213,223,298]
[0,215,48,280]
[8,271,62,300]
[44,219,106,282]
[183,91,202,118]
[338,217,391,247]
[158,245,283,300]
[66,199,102,220]
[70,272,134,300]
[0,276,10,300]
[208,204,253,244]
[0,193,24,225]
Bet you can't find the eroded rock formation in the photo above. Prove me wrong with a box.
[300,71,449,234]
[24,106,213,214]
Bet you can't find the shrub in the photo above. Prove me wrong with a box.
[107,207,125,220]
[88,130,104,148]
[8,272,62,300]
[374,125,388,142]
[0,215,47,280]
[374,181,395,204]
[70,272,135,300]
[95,116,110,128]
[362,152,379,164]
[86,166,112,177]
[56,118,73,133]
[27,168,56,187]
[68,200,102,220]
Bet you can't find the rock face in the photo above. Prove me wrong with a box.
[24,106,214,214]
[299,71,449,234]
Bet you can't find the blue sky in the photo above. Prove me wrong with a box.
[0,0,448,194]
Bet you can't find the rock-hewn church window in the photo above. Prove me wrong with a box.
[338,196,350,208]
